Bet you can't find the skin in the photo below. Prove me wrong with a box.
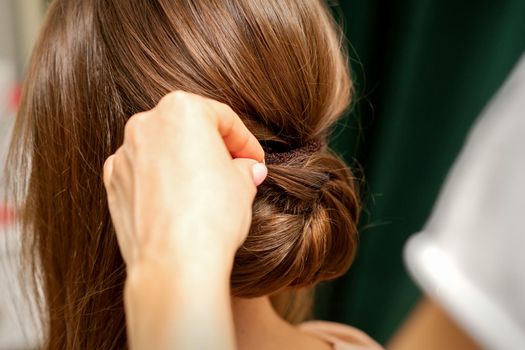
[103,91,331,350]
[389,297,481,350]
[231,296,331,350]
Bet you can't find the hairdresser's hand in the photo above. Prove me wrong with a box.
[103,90,267,269]
[103,91,266,350]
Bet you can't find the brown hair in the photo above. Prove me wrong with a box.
[6,0,359,348]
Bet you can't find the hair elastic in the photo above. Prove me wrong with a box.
[264,139,325,165]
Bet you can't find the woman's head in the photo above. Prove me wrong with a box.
[8,0,359,347]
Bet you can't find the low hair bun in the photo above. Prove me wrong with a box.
[231,147,361,298]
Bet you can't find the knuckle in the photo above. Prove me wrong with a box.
[217,100,234,115]
[158,91,199,125]
[132,111,149,123]
[161,90,191,108]
[124,117,143,145]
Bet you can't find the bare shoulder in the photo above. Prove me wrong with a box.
[298,321,384,350]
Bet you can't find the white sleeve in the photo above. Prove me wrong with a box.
[404,54,525,350]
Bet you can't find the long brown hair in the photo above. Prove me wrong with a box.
[6,0,360,348]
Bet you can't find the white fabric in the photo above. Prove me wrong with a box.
[404,54,525,350]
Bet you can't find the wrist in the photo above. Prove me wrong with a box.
[131,248,233,287]
[124,251,234,350]
[148,240,234,273]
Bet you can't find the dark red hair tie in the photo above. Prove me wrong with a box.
[264,139,325,165]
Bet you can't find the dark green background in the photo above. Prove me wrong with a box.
[318,0,525,344]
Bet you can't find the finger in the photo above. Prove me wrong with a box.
[103,154,115,189]
[232,158,267,189]
[251,162,268,186]
[102,153,132,265]
[156,91,264,161]
[108,205,132,266]
[105,178,134,267]
[205,99,265,162]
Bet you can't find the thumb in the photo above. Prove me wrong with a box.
[103,154,115,190]
[231,158,268,187]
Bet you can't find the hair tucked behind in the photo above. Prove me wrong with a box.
[6,0,359,348]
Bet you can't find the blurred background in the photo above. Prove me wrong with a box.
[317,0,524,346]
[0,0,524,348]
[1,1,45,348]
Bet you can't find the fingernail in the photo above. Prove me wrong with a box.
[252,163,268,186]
